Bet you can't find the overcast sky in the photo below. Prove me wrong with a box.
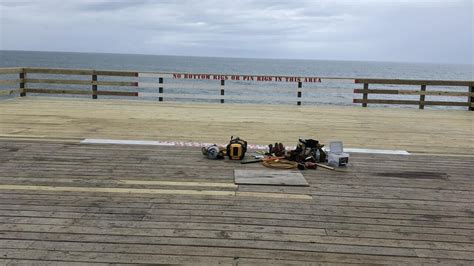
[0,0,472,64]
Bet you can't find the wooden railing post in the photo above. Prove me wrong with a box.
[92,71,97,99]
[220,79,225,104]
[297,81,302,105]
[158,77,163,102]
[469,86,474,111]
[419,85,426,109]
[19,69,26,97]
[362,83,369,107]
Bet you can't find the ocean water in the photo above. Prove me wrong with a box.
[1,50,473,108]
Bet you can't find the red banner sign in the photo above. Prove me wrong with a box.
[172,73,321,83]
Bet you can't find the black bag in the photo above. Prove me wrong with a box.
[288,138,326,163]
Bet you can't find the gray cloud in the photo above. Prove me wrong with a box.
[77,0,162,12]
[0,0,472,64]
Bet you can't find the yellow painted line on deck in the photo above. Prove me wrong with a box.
[237,191,313,200]
[118,180,237,188]
[0,185,312,200]
[0,185,235,197]
[0,134,49,138]
[0,135,82,143]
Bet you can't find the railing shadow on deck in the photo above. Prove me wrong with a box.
[0,67,473,110]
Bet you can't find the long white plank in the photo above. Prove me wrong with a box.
[80,139,410,155]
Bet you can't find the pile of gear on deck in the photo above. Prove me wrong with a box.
[202,136,349,170]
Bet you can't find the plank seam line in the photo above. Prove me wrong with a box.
[1,233,472,253]
[0,238,424,258]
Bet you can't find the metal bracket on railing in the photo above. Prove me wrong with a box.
[20,68,26,97]
[297,81,302,105]
[469,86,474,111]
[220,79,225,104]
[92,71,98,99]
[158,77,164,102]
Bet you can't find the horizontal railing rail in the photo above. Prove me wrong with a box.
[355,78,473,87]
[0,67,23,74]
[0,67,472,110]
[353,89,472,97]
[24,67,139,77]
[24,78,138,87]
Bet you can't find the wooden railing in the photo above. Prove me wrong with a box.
[1,67,473,110]
[354,78,474,110]
[0,67,139,99]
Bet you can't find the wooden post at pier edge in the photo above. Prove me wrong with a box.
[297,81,302,105]
[419,84,427,109]
[469,86,474,111]
[362,83,369,107]
[158,77,163,102]
[92,72,98,99]
[220,79,225,104]
[19,69,26,97]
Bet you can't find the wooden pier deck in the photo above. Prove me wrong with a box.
[0,97,473,264]
[0,97,473,154]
